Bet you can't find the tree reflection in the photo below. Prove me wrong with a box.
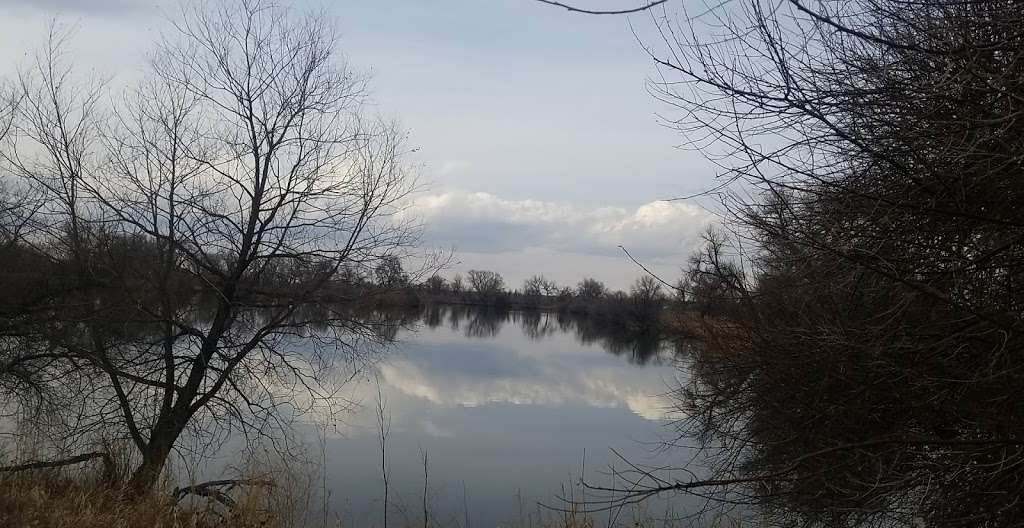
[423,304,444,329]
[568,315,665,365]
[402,305,672,364]
[518,310,558,340]
[463,307,508,339]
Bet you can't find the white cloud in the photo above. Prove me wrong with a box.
[404,190,714,259]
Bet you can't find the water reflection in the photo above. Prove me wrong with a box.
[418,304,671,365]
[319,305,684,528]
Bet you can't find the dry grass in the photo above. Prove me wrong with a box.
[0,463,297,528]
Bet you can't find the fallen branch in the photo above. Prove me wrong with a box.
[172,478,275,509]
[0,451,112,474]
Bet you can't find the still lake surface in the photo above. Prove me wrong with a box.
[316,306,689,527]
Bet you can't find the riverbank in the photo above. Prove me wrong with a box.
[1,465,703,528]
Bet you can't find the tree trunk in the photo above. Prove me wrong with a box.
[125,449,169,497]
[125,425,180,498]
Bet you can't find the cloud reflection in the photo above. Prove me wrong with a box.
[364,307,680,429]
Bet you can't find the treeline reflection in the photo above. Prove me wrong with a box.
[249,302,674,365]
[416,304,672,365]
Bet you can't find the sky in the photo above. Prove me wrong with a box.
[0,0,720,291]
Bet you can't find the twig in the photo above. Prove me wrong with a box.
[618,245,683,293]
[535,0,669,15]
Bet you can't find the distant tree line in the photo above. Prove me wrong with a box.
[376,266,683,335]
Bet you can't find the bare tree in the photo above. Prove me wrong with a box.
[628,276,663,304]
[575,277,606,300]
[423,274,446,294]
[523,274,558,299]
[450,274,464,294]
[375,256,410,287]
[0,87,34,253]
[1,0,420,497]
[0,33,102,431]
[466,269,504,299]
[568,0,1024,525]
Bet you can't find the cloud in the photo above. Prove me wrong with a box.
[0,0,152,14]
[436,160,472,176]
[404,190,713,259]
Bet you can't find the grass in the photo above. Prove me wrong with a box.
[0,462,298,528]
[0,466,597,528]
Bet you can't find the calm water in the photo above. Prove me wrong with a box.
[317,306,689,527]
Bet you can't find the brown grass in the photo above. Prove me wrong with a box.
[0,464,297,528]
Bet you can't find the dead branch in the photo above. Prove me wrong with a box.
[172,478,275,509]
[0,451,112,474]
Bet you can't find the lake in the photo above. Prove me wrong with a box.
[314,305,690,527]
